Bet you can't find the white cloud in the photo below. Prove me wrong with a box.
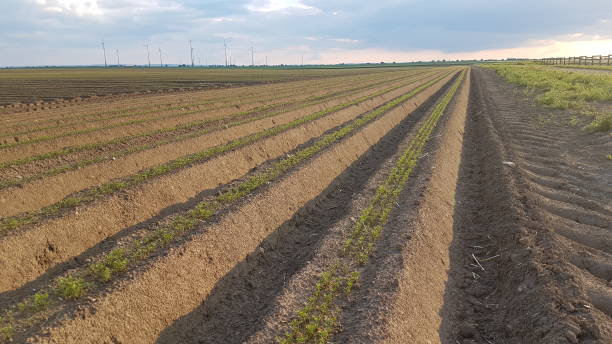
[246,0,320,14]
[31,0,184,18]
[211,32,252,40]
[34,0,103,16]
[330,38,359,43]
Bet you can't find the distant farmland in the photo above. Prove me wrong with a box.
[0,65,610,343]
[0,67,398,108]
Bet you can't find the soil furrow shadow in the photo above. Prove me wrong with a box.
[1,75,454,342]
[330,81,456,343]
[153,77,455,344]
[0,88,407,306]
[440,66,611,343]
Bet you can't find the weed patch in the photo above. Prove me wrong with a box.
[485,64,612,133]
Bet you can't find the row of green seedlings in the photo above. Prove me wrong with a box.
[0,76,428,183]
[0,70,398,140]
[0,69,419,169]
[0,71,416,147]
[0,69,384,136]
[0,72,450,342]
[279,70,466,344]
[0,72,448,233]
[0,71,430,190]
[0,81,295,139]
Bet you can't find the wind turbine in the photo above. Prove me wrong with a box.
[145,44,151,68]
[189,40,194,67]
[224,39,228,67]
[101,40,107,67]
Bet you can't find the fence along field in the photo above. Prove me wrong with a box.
[539,54,612,66]
[0,66,462,341]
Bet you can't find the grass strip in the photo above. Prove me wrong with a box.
[279,70,465,344]
[0,72,395,139]
[0,72,449,234]
[553,64,612,71]
[0,71,427,173]
[485,64,612,132]
[0,70,450,342]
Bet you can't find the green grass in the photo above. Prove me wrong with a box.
[0,71,444,234]
[280,70,465,344]
[486,64,612,132]
[553,64,612,71]
[0,70,457,341]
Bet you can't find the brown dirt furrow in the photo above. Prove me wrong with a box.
[0,71,403,130]
[439,67,611,343]
[0,87,277,136]
[2,86,320,141]
[0,72,392,140]
[0,84,257,127]
[233,70,465,344]
[0,72,422,177]
[0,71,423,163]
[363,69,470,343]
[0,72,454,293]
[23,71,455,344]
[0,76,287,124]
[0,71,441,218]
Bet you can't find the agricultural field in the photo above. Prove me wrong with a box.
[0,67,390,111]
[0,65,610,344]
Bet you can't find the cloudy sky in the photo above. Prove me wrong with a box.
[1,0,611,66]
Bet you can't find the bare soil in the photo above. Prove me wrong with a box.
[0,72,391,139]
[0,74,406,163]
[2,65,606,344]
[327,67,611,344]
[0,71,424,192]
[22,71,453,344]
[438,67,610,343]
[154,70,462,344]
[0,72,452,295]
[0,71,432,217]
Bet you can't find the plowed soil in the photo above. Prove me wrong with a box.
[0,66,609,344]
